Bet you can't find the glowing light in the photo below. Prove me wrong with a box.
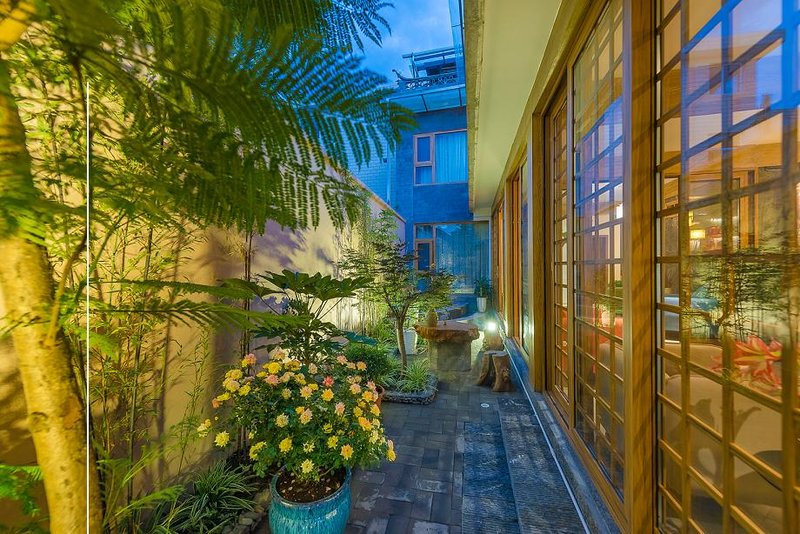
[485,320,497,332]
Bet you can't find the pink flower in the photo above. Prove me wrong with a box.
[336,355,348,364]
[266,374,280,385]
[243,353,257,367]
[323,376,335,387]
[335,402,345,416]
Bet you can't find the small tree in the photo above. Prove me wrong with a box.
[341,211,454,367]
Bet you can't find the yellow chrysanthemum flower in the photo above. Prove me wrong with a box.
[340,444,353,460]
[267,362,281,374]
[299,409,313,424]
[214,431,230,448]
[238,384,251,396]
[196,419,212,437]
[282,389,292,399]
[350,383,361,394]
[225,369,243,380]
[370,405,381,416]
[387,448,396,462]
[353,406,363,417]
[279,437,292,453]
[327,436,339,449]
[276,414,289,428]
[321,389,334,402]
[356,361,367,371]
[249,441,266,460]
[361,391,373,402]
[323,423,333,434]
[301,459,314,474]
[300,385,313,399]
[358,417,372,431]
[303,442,315,453]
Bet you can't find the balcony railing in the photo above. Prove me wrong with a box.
[393,70,460,92]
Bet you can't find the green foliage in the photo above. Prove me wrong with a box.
[340,210,455,364]
[474,278,492,298]
[384,358,433,393]
[344,342,393,386]
[149,461,258,534]
[0,0,411,525]
[0,464,43,518]
[251,270,373,363]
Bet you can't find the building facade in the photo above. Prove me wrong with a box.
[355,0,490,300]
[466,0,799,532]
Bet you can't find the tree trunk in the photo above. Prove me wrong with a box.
[395,315,407,368]
[0,59,102,533]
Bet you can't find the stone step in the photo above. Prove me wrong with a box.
[496,397,588,533]
[461,420,521,534]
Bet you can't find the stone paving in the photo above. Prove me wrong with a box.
[256,329,598,533]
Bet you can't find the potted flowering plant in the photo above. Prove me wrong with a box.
[202,351,396,534]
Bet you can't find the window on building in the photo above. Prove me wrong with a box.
[414,130,468,185]
[414,222,489,291]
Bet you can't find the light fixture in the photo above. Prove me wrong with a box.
[615,203,623,218]
[690,228,706,240]
[485,320,498,332]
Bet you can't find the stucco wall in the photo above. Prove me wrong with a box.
[0,192,403,525]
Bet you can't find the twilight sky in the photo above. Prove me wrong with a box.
[358,0,454,81]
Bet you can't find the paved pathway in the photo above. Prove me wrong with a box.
[257,331,591,534]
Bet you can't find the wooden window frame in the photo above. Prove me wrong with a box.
[524,0,655,529]
[413,129,469,186]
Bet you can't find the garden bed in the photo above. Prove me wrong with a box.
[383,374,439,405]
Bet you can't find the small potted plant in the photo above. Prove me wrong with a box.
[204,352,395,534]
[474,278,492,313]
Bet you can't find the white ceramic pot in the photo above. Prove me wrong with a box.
[477,297,488,313]
[402,328,418,355]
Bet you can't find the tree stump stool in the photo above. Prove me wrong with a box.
[475,352,495,386]
[483,332,504,351]
[491,353,513,392]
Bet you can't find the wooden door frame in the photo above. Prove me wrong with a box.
[523,0,655,529]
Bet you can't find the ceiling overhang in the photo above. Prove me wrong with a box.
[465,0,562,216]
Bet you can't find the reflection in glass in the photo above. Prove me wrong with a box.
[573,0,625,499]
[656,0,798,531]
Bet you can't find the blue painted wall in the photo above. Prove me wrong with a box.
[390,106,470,247]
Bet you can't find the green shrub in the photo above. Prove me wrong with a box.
[344,342,394,386]
[384,358,434,393]
[152,461,258,533]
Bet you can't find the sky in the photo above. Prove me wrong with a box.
[358,0,454,81]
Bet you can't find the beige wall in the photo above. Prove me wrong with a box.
[0,189,403,523]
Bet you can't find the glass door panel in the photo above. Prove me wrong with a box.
[655,0,799,531]
[548,90,570,417]
[572,0,625,500]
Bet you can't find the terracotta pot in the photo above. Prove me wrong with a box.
[375,385,386,408]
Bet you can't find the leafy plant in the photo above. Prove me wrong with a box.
[340,210,456,367]
[384,358,433,393]
[250,270,373,364]
[0,0,413,528]
[150,461,258,534]
[344,342,394,386]
[474,278,492,298]
[0,464,42,517]
[205,353,396,482]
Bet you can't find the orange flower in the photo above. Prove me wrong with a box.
[340,444,353,460]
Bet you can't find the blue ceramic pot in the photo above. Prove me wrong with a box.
[269,468,351,534]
